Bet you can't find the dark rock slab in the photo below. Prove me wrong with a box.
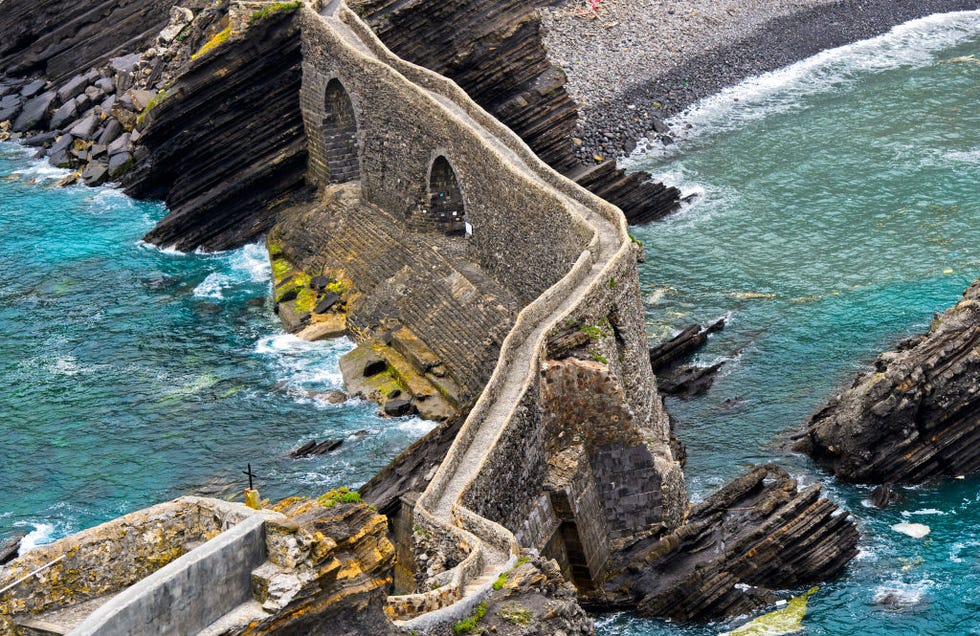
[291,438,344,458]
[19,79,46,98]
[24,130,57,147]
[796,278,980,484]
[658,361,724,397]
[313,291,339,315]
[67,114,97,139]
[383,399,415,417]
[49,98,77,129]
[107,151,133,177]
[57,74,88,102]
[590,465,859,622]
[12,90,56,132]
[0,532,25,566]
[649,317,725,372]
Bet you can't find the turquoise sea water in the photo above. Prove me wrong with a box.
[0,9,978,636]
[600,10,980,636]
[0,150,435,548]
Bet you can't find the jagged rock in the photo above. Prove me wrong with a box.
[658,361,724,397]
[94,77,115,94]
[363,355,387,377]
[290,439,343,458]
[591,465,859,622]
[0,533,24,566]
[49,98,77,129]
[129,89,156,111]
[106,131,130,155]
[107,151,133,177]
[649,317,725,372]
[12,90,56,132]
[796,279,980,484]
[130,10,311,251]
[84,85,103,102]
[24,130,57,147]
[57,74,89,102]
[81,161,108,185]
[19,79,46,98]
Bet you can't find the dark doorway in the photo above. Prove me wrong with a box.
[427,156,466,236]
[322,79,360,183]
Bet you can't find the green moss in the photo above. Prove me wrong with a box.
[628,233,644,247]
[249,1,302,22]
[412,523,432,539]
[590,351,608,364]
[609,276,617,289]
[325,280,345,294]
[317,487,361,508]
[515,556,530,567]
[453,602,487,634]
[294,285,318,313]
[492,572,508,590]
[191,25,232,60]
[580,324,603,340]
[136,89,168,126]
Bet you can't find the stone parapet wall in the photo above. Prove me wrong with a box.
[0,497,262,619]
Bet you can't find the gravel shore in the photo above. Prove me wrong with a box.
[541,0,980,160]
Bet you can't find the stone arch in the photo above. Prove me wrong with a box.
[322,78,360,183]
[426,155,467,236]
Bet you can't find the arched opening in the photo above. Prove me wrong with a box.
[322,79,360,183]
[427,156,467,236]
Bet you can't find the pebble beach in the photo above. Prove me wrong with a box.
[540,0,980,159]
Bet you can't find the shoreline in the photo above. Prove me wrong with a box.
[541,0,980,160]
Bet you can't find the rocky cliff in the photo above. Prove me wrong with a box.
[796,279,980,484]
[125,8,312,250]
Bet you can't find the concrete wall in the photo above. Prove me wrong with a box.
[70,514,269,636]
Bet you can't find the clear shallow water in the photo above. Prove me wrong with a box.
[0,145,434,548]
[602,10,980,636]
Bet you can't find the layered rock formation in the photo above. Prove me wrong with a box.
[126,7,311,250]
[591,465,859,621]
[796,279,980,484]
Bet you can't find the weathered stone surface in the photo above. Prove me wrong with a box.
[56,74,88,102]
[18,79,46,98]
[49,98,77,129]
[796,278,980,484]
[0,533,24,566]
[12,90,56,132]
[81,161,108,186]
[383,398,415,417]
[68,114,97,139]
[107,151,133,177]
[590,465,859,622]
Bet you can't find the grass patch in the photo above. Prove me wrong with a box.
[501,603,533,626]
[453,602,486,634]
[192,25,232,60]
[590,351,608,364]
[492,572,508,590]
[580,324,603,340]
[317,486,361,507]
[249,1,303,22]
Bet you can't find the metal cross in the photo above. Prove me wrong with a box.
[243,463,258,490]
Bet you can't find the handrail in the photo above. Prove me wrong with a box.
[0,554,65,596]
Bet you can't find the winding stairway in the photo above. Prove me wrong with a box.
[310,1,630,628]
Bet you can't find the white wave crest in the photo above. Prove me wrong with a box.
[16,522,56,556]
[629,10,980,161]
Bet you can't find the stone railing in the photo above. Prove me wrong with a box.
[303,1,638,626]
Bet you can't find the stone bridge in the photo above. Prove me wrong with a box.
[298,0,683,628]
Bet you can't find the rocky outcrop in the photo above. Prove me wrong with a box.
[0,0,178,83]
[127,8,312,250]
[350,0,681,225]
[236,496,400,636]
[796,279,980,484]
[590,465,859,622]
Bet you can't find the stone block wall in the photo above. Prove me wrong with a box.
[299,10,594,306]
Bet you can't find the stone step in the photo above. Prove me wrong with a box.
[196,600,269,636]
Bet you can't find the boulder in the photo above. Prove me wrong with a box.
[107,151,133,177]
[57,74,89,103]
[129,89,157,111]
[24,131,58,148]
[84,86,104,102]
[81,162,108,186]
[19,79,46,98]
[49,99,78,130]
[68,115,98,140]
[95,77,116,94]
[0,532,25,566]
[109,53,141,75]
[363,355,387,377]
[107,132,131,155]
[97,119,123,146]
[12,90,56,132]
[383,399,415,417]
[0,103,20,123]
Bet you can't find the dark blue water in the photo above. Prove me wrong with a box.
[0,145,434,548]
[600,10,980,636]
